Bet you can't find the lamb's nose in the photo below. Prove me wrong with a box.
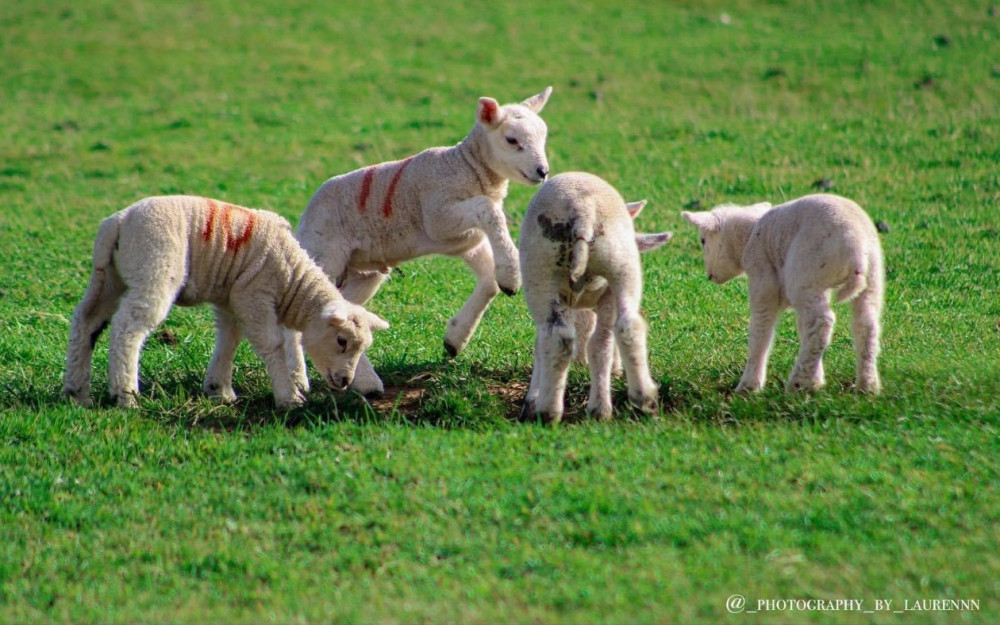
[334,373,351,390]
[537,166,549,180]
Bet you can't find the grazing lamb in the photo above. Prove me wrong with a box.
[519,172,673,422]
[286,87,553,396]
[63,196,389,409]
[681,193,884,393]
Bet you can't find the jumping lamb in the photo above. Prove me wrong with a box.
[681,193,884,393]
[519,172,673,422]
[63,196,389,409]
[286,87,553,396]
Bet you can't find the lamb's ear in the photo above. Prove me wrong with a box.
[326,302,349,327]
[477,97,504,128]
[681,210,721,233]
[626,200,647,219]
[636,231,673,252]
[521,86,553,113]
[366,312,390,332]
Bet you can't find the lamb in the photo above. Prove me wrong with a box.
[286,87,553,396]
[681,193,884,393]
[519,172,673,422]
[63,196,389,409]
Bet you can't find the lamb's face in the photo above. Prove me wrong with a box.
[301,304,390,392]
[477,88,552,186]
[681,209,742,284]
[699,228,743,284]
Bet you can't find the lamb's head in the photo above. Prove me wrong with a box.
[300,301,390,392]
[476,87,552,186]
[681,203,772,284]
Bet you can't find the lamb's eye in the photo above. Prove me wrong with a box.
[505,136,519,146]
[336,336,348,350]
[700,237,706,246]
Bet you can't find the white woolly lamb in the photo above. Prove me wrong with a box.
[286,87,553,396]
[681,193,884,393]
[63,196,389,409]
[519,172,672,422]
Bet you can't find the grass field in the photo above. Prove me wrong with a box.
[2,0,999,622]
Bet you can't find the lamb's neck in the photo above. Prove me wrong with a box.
[279,262,339,331]
[730,215,762,270]
[454,125,509,198]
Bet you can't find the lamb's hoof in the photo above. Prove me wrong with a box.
[734,380,763,394]
[114,392,139,409]
[519,400,555,423]
[786,376,823,393]
[443,340,458,358]
[855,378,881,394]
[628,393,658,415]
[204,382,237,403]
[63,388,93,408]
[495,265,521,296]
[587,404,613,421]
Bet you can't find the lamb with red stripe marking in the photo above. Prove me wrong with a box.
[288,87,553,396]
[63,195,389,409]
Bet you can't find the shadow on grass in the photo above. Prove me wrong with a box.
[16,354,944,432]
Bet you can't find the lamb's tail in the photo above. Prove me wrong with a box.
[76,214,122,315]
[91,213,121,270]
[836,258,869,303]
[568,220,593,293]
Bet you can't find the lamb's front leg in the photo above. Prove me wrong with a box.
[425,195,520,295]
[737,286,782,393]
[338,268,390,396]
[238,305,305,409]
[204,306,241,403]
[444,240,501,357]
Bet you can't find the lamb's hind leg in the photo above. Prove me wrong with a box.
[203,306,241,402]
[64,268,125,407]
[851,282,882,394]
[338,268,389,397]
[107,286,176,408]
[787,290,835,392]
[523,293,575,423]
[445,240,501,357]
[586,297,616,419]
[612,290,658,414]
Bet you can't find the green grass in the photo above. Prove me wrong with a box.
[2,0,999,622]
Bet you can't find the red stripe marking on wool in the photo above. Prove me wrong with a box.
[382,157,413,218]
[202,199,218,241]
[358,167,376,213]
[222,203,256,252]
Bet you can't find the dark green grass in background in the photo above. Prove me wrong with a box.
[1,0,998,622]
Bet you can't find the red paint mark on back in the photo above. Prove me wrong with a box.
[201,198,256,253]
[358,167,375,213]
[202,199,218,241]
[382,157,413,218]
[222,203,256,252]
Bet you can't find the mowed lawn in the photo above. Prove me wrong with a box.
[1,0,999,622]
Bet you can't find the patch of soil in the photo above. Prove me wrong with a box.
[368,385,427,414]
